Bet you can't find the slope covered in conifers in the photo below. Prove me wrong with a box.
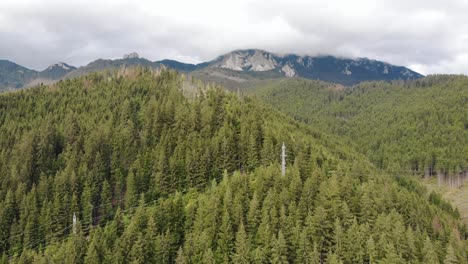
[251,75,468,177]
[0,69,466,263]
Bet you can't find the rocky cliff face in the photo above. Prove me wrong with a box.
[211,50,278,71]
[204,49,423,85]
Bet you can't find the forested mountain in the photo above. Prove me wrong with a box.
[39,63,76,80]
[0,68,466,263]
[0,60,37,89]
[0,60,76,91]
[251,75,468,185]
[0,49,422,91]
[65,56,158,79]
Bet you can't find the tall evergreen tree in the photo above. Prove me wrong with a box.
[232,222,250,264]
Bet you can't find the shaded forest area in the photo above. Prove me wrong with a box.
[252,75,468,188]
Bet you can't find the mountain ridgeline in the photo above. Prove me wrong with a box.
[0,68,466,263]
[251,75,468,187]
[0,60,76,89]
[0,49,423,91]
[195,49,422,87]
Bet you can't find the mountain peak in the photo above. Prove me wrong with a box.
[123,52,139,59]
[212,49,278,71]
[204,49,423,84]
[46,62,75,71]
[39,62,76,80]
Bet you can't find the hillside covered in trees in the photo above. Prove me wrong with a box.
[0,69,466,263]
[251,76,468,186]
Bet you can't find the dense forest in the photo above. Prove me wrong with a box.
[0,68,467,263]
[251,75,468,186]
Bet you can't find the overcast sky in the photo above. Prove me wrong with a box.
[1,0,467,75]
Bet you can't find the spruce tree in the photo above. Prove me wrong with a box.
[232,222,250,264]
[444,244,458,264]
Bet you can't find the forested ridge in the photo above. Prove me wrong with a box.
[0,68,466,263]
[252,75,468,185]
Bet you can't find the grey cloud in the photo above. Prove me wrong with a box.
[0,0,467,74]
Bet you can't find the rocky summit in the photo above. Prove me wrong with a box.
[202,49,423,85]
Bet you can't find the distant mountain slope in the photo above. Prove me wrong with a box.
[0,60,38,89]
[38,62,76,79]
[158,59,199,71]
[0,49,423,91]
[198,49,423,86]
[250,75,468,179]
[65,54,157,79]
[0,60,78,90]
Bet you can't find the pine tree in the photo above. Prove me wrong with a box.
[292,225,320,264]
[216,210,233,263]
[443,244,458,264]
[99,180,112,226]
[145,216,157,263]
[232,222,250,264]
[333,218,344,258]
[81,184,94,228]
[261,134,275,166]
[271,230,289,264]
[65,224,87,264]
[125,171,138,210]
[366,237,377,264]
[306,206,329,248]
[247,133,260,171]
[402,226,417,262]
[251,247,267,264]
[247,193,261,236]
[51,191,68,239]
[345,219,365,263]
[422,236,439,264]
[113,208,125,237]
[84,236,102,264]
[380,243,403,264]
[129,233,147,264]
[0,191,16,251]
[203,248,216,264]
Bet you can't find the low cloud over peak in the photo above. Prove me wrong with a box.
[0,0,467,75]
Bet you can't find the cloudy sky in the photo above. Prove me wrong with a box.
[1,0,467,75]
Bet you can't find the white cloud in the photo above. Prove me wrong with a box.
[0,0,466,75]
[410,53,468,75]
